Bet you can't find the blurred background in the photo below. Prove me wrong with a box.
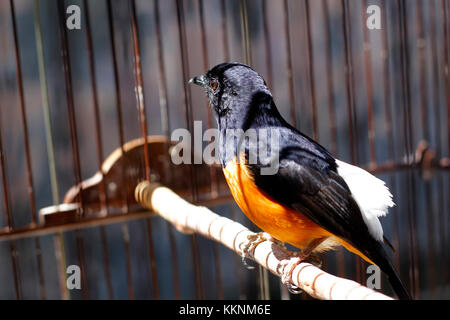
[0,0,449,299]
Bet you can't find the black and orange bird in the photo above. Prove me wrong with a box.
[189,62,411,300]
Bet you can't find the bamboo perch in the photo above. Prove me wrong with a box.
[135,181,392,300]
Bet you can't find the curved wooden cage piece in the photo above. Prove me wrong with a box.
[39,136,229,226]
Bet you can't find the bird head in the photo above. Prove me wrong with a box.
[189,62,272,121]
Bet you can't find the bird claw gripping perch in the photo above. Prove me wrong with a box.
[278,255,304,294]
[239,232,267,270]
[239,232,284,270]
[277,251,322,294]
[239,232,322,294]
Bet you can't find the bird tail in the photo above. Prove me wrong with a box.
[368,241,412,300]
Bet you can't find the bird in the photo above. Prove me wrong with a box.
[189,62,411,300]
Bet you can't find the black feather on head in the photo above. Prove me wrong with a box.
[189,62,271,119]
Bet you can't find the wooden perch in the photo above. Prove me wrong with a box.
[135,181,392,300]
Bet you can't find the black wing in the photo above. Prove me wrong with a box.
[246,141,374,256]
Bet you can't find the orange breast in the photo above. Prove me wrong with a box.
[222,157,374,263]
[222,158,332,249]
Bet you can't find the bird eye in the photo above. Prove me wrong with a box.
[209,79,219,91]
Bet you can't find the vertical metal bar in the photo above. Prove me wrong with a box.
[361,0,376,167]
[211,241,224,299]
[240,0,270,298]
[174,1,191,191]
[106,0,128,213]
[322,0,344,278]
[145,218,159,299]
[380,0,400,273]
[57,0,84,215]
[130,0,150,182]
[82,0,108,215]
[240,0,252,66]
[75,230,89,299]
[398,0,414,157]
[361,0,378,283]
[398,0,418,298]
[304,0,318,140]
[121,223,134,299]
[34,0,65,300]
[54,233,69,299]
[230,204,246,299]
[34,236,46,299]
[221,1,247,299]
[99,227,113,299]
[106,0,135,299]
[431,0,446,297]
[341,0,357,165]
[220,0,230,61]
[415,0,429,141]
[423,178,436,298]
[379,0,396,168]
[258,263,270,300]
[166,221,181,299]
[154,0,170,141]
[341,0,362,283]
[12,0,47,299]
[431,0,443,157]
[57,0,91,300]
[153,0,181,299]
[175,0,198,201]
[175,0,203,298]
[82,0,114,299]
[430,3,441,298]
[261,0,274,91]
[198,0,223,299]
[440,0,450,293]
[0,101,21,299]
[10,0,37,225]
[416,0,436,297]
[190,234,203,299]
[0,107,13,231]
[34,0,59,205]
[283,0,296,126]
[443,0,450,155]
[1,2,21,300]
[322,0,337,156]
[129,0,159,299]
[198,0,218,198]
[9,242,21,299]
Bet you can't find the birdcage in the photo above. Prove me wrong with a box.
[0,0,448,300]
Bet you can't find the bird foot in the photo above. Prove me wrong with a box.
[278,254,304,294]
[239,232,283,270]
[277,251,322,294]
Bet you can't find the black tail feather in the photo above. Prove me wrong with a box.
[367,241,412,300]
[383,235,395,252]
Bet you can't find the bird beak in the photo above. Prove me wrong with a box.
[189,74,207,87]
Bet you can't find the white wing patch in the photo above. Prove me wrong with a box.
[335,159,394,241]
